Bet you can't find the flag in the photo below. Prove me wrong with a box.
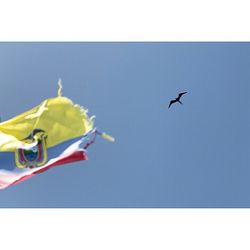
[0,81,114,189]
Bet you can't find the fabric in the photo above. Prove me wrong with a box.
[0,93,96,189]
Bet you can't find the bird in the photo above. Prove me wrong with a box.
[168,92,187,109]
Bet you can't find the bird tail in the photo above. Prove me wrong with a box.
[178,100,183,104]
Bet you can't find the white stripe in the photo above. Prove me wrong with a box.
[0,137,86,189]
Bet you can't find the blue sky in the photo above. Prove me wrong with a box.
[0,42,249,207]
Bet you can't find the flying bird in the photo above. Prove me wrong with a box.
[168,92,187,109]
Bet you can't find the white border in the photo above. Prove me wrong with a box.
[0,1,250,250]
[0,209,250,250]
[0,0,249,40]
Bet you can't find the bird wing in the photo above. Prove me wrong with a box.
[178,92,187,98]
[168,100,175,108]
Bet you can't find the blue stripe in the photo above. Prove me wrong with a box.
[0,136,85,171]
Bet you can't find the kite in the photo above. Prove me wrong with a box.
[0,80,114,189]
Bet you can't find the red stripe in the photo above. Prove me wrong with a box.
[9,150,88,187]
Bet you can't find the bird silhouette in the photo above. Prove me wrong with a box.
[168,92,187,108]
